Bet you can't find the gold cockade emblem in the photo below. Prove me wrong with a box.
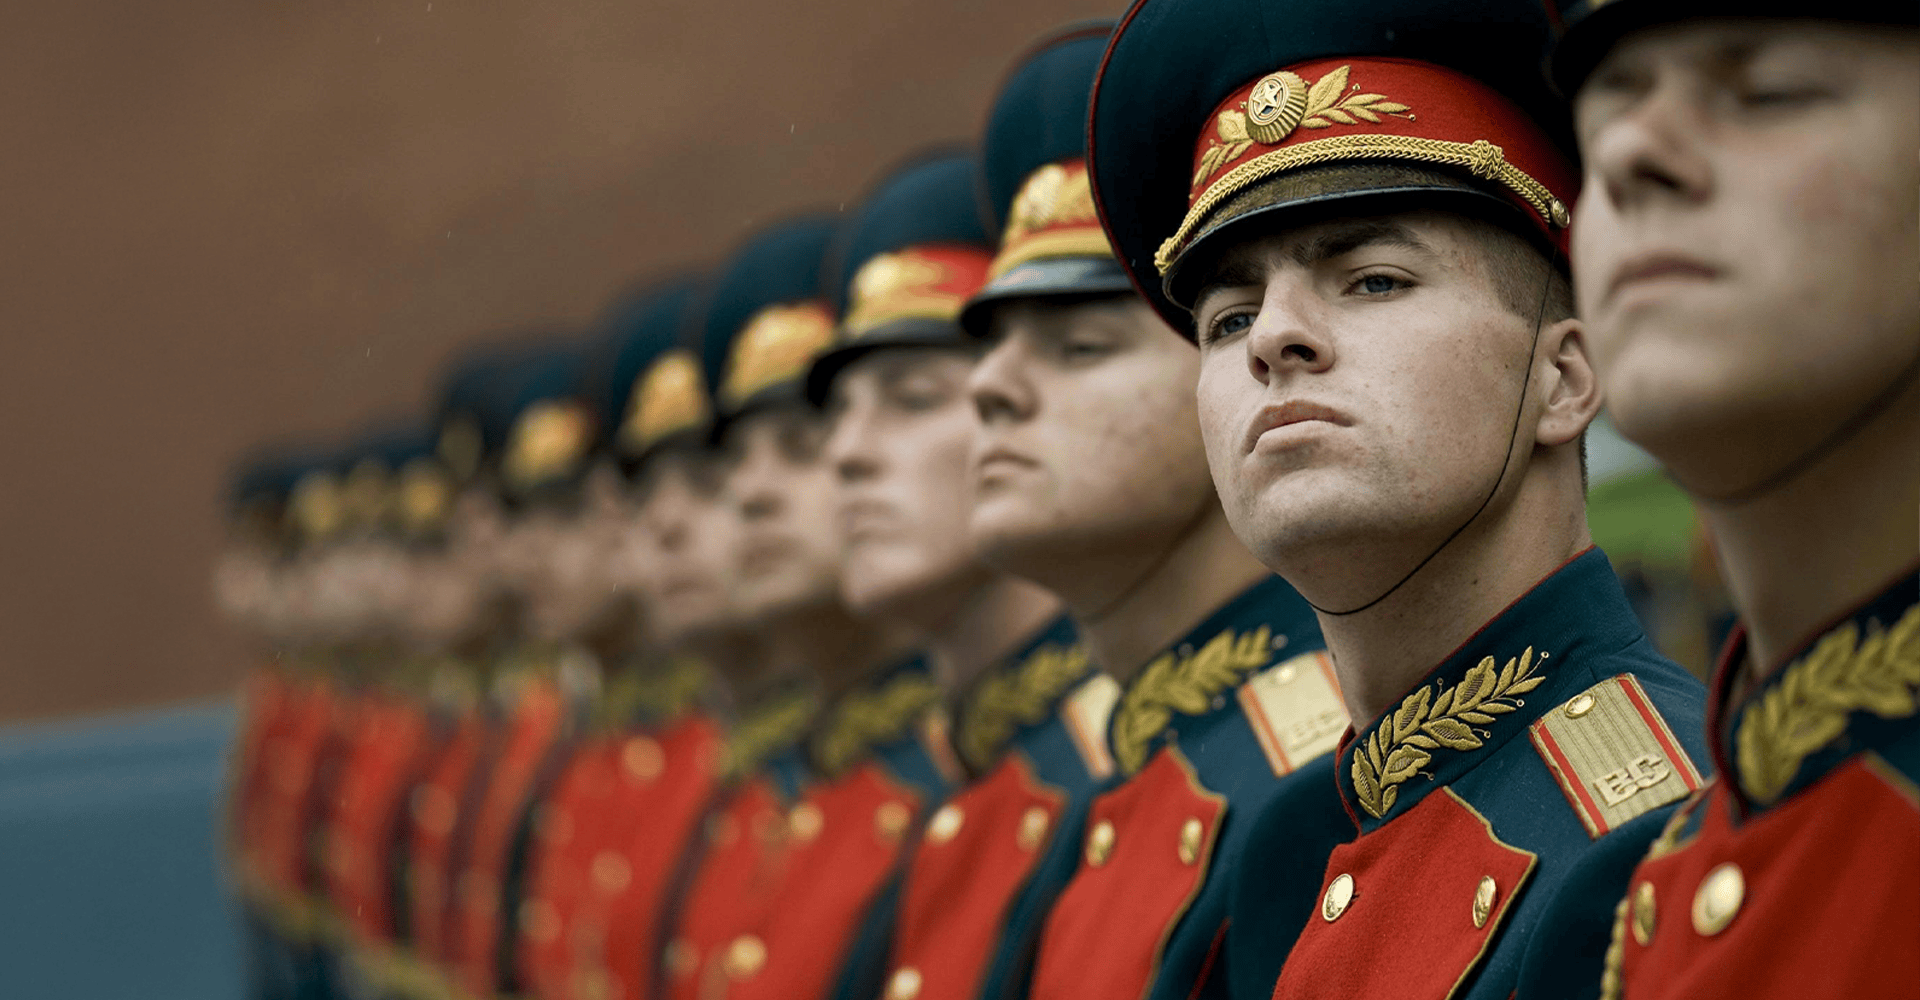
[1112,627,1276,775]
[1193,65,1416,191]
[1736,603,1920,805]
[1351,646,1546,819]
[958,644,1093,772]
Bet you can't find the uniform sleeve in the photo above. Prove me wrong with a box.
[1512,806,1674,1000]
[1223,754,1352,1000]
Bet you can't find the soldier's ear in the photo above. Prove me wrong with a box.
[1533,317,1601,449]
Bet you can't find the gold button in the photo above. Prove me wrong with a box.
[1472,876,1496,929]
[592,850,631,894]
[886,965,923,1000]
[1177,817,1205,866]
[664,938,698,978]
[1549,197,1572,229]
[1273,664,1297,684]
[1322,873,1354,922]
[1691,863,1744,936]
[1017,806,1051,852]
[725,934,766,979]
[622,736,665,782]
[875,801,912,841]
[927,804,963,844]
[789,802,824,843]
[1565,693,1596,718]
[1086,820,1116,867]
[1631,881,1656,946]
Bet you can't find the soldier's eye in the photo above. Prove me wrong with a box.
[1351,273,1406,296]
[1203,310,1255,346]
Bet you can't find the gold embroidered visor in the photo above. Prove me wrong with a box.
[619,348,711,457]
[1160,57,1577,308]
[719,300,836,410]
[502,400,593,495]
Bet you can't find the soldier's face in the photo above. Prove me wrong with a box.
[1572,20,1920,493]
[967,297,1216,583]
[723,405,845,624]
[634,449,739,646]
[509,506,616,643]
[1190,212,1563,575]
[824,347,989,621]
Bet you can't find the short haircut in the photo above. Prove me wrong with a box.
[1458,214,1574,325]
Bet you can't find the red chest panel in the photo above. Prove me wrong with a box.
[1617,760,1920,1000]
[1030,747,1224,1000]
[571,717,726,1000]
[405,713,490,963]
[321,696,434,943]
[1272,788,1535,1000]
[257,683,338,893]
[515,736,619,1000]
[726,764,923,1000]
[886,755,1064,1000]
[664,780,794,1000]
[450,682,565,996]
[231,670,289,865]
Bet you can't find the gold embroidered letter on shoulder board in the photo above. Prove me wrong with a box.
[1113,627,1274,775]
[1737,603,1920,805]
[1352,647,1545,819]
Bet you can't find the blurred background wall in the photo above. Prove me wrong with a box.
[1,0,1115,726]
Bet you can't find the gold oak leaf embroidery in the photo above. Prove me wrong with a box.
[959,645,1093,772]
[1113,627,1275,775]
[1192,110,1255,190]
[1736,603,1920,805]
[726,690,821,779]
[813,674,942,776]
[1350,646,1546,819]
[1297,64,1413,130]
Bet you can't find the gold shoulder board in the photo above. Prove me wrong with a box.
[1529,674,1704,838]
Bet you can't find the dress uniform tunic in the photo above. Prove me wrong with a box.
[1263,550,1706,1000]
[881,616,1115,1000]
[723,657,958,1000]
[1590,568,1919,1000]
[1029,575,1348,1000]
[661,683,821,1000]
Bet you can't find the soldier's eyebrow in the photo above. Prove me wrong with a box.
[1289,220,1434,268]
[1194,254,1271,318]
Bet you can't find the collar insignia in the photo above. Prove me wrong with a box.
[1736,603,1920,805]
[813,672,942,776]
[958,643,1092,772]
[1113,626,1276,776]
[727,686,822,779]
[1353,646,1545,819]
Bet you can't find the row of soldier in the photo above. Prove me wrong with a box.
[217,3,1919,1000]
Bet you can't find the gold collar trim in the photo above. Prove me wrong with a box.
[1352,646,1545,819]
[813,672,942,776]
[1112,626,1276,776]
[958,643,1092,772]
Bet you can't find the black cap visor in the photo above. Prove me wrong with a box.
[957,256,1137,338]
[1162,162,1549,316]
[801,317,972,406]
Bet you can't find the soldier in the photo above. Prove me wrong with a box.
[677,208,957,1000]
[801,142,1102,1000]
[437,340,609,1000]
[956,19,1355,998]
[1082,0,1713,997]
[510,283,730,1000]
[1543,3,1919,996]
[222,445,333,1000]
